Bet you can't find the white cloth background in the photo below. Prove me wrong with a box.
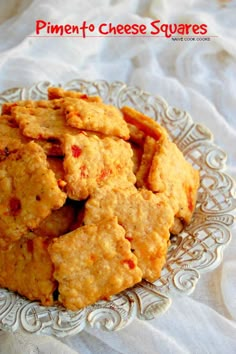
[0,0,235,353]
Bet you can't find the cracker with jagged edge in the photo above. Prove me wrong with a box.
[121,106,168,141]
[148,138,200,226]
[136,136,157,188]
[0,115,30,160]
[0,141,66,249]
[63,98,129,139]
[34,204,76,238]
[48,217,142,311]
[0,236,56,306]
[62,133,136,200]
[48,87,102,103]
[0,114,63,158]
[84,186,174,282]
[11,106,79,141]
[1,98,64,115]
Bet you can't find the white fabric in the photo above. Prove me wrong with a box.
[0,0,235,353]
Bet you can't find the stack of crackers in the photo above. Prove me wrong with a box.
[0,87,199,310]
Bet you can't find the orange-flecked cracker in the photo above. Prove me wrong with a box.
[84,187,174,282]
[62,133,136,200]
[1,98,65,115]
[48,87,102,103]
[34,204,76,238]
[0,115,30,159]
[63,98,129,139]
[0,115,63,158]
[48,217,142,311]
[148,139,200,225]
[121,106,168,141]
[12,106,79,141]
[0,236,56,305]
[0,141,66,248]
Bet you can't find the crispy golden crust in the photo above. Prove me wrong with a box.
[63,98,129,139]
[121,106,168,141]
[0,236,56,305]
[34,204,76,238]
[1,98,64,115]
[0,115,31,160]
[48,218,142,311]
[48,87,102,103]
[0,142,66,248]
[12,106,79,141]
[84,187,174,282]
[62,133,136,200]
[148,139,200,224]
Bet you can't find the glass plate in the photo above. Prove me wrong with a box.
[0,80,235,337]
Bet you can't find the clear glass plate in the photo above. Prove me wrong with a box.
[0,80,235,337]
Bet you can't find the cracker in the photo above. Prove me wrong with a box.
[0,236,56,306]
[34,204,76,238]
[0,115,63,158]
[62,133,136,200]
[136,136,156,188]
[12,106,78,141]
[48,217,142,311]
[1,98,64,115]
[84,187,174,282]
[0,115,30,159]
[148,139,200,224]
[63,98,129,139]
[121,106,168,141]
[48,87,102,103]
[0,141,66,248]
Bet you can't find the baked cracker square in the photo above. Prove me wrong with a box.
[63,98,130,139]
[0,236,56,306]
[48,87,102,103]
[0,141,66,248]
[148,138,200,225]
[48,217,142,311]
[84,186,174,282]
[62,133,136,200]
[11,106,78,141]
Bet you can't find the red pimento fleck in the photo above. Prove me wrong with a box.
[123,259,135,269]
[9,197,21,216]
[98,168,112,181]
[71,145,82,158]
[27,239,34,253]
[125,236,133,242]
[80,94,88,99]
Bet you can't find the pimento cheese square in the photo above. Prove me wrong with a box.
[48,217,142,311]
[62,133,136,200]
[0,141,66,248]
[84,186,174,282]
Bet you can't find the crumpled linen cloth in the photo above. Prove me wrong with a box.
[0,0,235,353]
